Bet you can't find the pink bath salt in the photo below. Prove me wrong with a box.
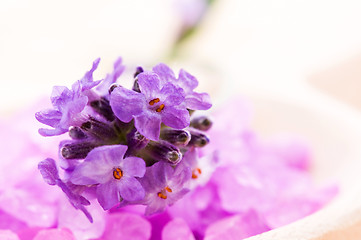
[162,218,195,240]
[33,228,75,240]
[17,227,45,240]
[263,134,311,170]
[204,211,270,240]
[0,230,20,240]
[99,213,151,240]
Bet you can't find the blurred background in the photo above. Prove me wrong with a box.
[2,0,361,113]
[2,0,361,183]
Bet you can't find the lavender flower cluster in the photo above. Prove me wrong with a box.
[36,58,212,222]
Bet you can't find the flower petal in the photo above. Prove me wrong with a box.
[96,57,125,96]
[38,158,59,186]
[137,71,161,99]
[118,177,145,202]
[35,109,62,127]
[152,63,176,84]
[39,127,68,137]
[110,86,144,122]
[160,83,185,106]
[97,181,121,210]
[122,157,146,178]
[185,92,212,110]
[70,145,129,185]
[140,161,167,192]
[178,69,198,92]
[134,113,161,141]
[161,106,190,129]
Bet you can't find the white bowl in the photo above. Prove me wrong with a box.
[243,90,361,239]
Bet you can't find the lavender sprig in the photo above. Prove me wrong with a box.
[36,57,212,221]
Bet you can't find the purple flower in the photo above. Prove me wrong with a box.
[38,158,93,223]
[72,58,101,95]
[35,59,101,136]
[153,63,212,110]
[96,57,125,97]
[110,71,190,141]
[139,161,191,215]
[69,145,146,210]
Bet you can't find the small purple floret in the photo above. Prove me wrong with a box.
[36,59,101,136]
[69,145,146,210]
[110,72,190,141]
[96,57,125,96]
[140,161,191,215]
[38,158,93,223]
[153,63,212,110]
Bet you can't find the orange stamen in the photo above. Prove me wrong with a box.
[165,186,172,192]
[113,168,123,180]
[149,98,160,106]
[192,168,202,179]
[156,104,165,112]
[157,192,167,199]
[157,186,172,199]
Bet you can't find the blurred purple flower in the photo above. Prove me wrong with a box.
[139,161,191,215]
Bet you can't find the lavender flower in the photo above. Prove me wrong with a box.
[139,161,191,215]
[38,158,93,223]
[69,145,146,210]
[110,71,190,141]
[153,63,212,110]
[96,57,125,96]
[36,57,213,223]
[35,59,100,136]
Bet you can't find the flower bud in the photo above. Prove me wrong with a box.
[81,117,117,142]
[90,97,115,121]
[145,141,182,165]
[60,141,97,159]
[188,129,210,148]
[69,126,87,140]
[126,130,149,156]
[109,83,120,94]
[160,129,191,146]
[190,116,213,131]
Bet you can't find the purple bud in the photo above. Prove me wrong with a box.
[132,67,144,93]
[109,83,120,94]
[60,141,97,159]
[190,116,213,131]
[134,66,144,78]
[188,129,210,148]
[90,97,115,121]
[69,126,87,140]
[80,117,117,142]
[160,129,191,146]
[126,130,150,156]
[145,141,182,165]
